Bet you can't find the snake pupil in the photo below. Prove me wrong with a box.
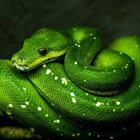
[38,48,47,56]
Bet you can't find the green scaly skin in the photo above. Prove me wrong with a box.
[0,27,140,139]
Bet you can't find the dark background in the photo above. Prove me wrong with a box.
[0,0,140,139]
[1,0,140,59]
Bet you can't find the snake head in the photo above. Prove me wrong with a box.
[11,28,69,72]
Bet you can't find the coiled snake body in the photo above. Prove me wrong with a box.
[0,27,140,139]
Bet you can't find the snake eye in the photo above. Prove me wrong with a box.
[38,48,47,56]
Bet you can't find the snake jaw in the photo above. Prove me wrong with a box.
[13,62,29,71]
[12,55,61,72]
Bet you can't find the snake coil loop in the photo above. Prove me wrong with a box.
[0,27,140,139]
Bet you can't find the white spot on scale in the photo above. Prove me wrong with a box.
[72,98,76,103]
[124,64,128,69]
[25,101,29,105]
[113,70,116,72]
[54,76,58,80]
[45,114,49,117]
[109,136,114,139]
[61,78,68,85]
[54,119,60,123]
[113,109,116,112]
[88,133,91,136]
[94,37,96,40]
[116,101,121,105]
[84,80,87,82]
[70,92,75,96]
[72,134,75,137]
[43,64,46,68]
[74,61,78,65]
[21,105,26,109]
[46,69,51,75]
[96,102,101,107]
[8,104,13,108]
[37,107,42,111]
[138,85,140,88]
[89,33,93,36]
[23,87,26,91]
[97,134,100,138]
[77,133,80,136]
[94,98,96,100]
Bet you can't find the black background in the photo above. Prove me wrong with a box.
[0,0,140,139]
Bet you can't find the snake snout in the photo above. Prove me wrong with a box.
[11,54,25,65]
[11,55,29,71]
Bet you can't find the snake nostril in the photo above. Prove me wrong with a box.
[20,57,24,62]
[17,56,25,62]
[11,55,25,65]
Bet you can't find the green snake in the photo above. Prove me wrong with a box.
[0,27,140,139]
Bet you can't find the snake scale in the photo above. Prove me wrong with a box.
[0,27,140,139]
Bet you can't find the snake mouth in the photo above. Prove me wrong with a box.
[13,62,29,71]
[12,56,61,72]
